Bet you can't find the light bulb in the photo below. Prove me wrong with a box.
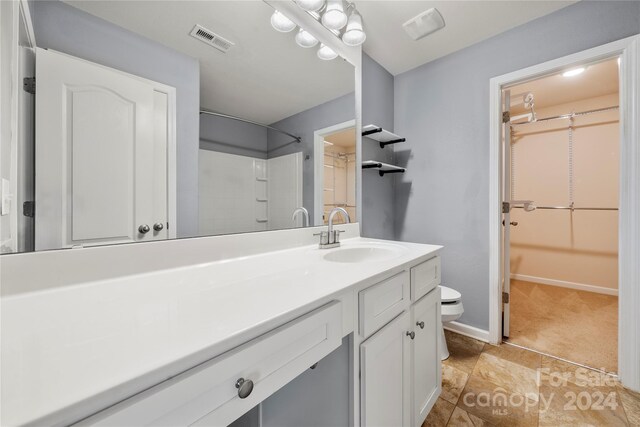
[317,43,338,60]
[321,0,347,30]
[562,67,585,77]
[270,10,296,33]
[342,9,366,46]
[296,0,325,12]
[295,28,319,48]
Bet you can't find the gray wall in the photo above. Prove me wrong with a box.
[361,53,396,240]
[394,1,640,330]
[268,93,355,225]
[200,115,268,159]
[31,0,200,238]
[262,336,350,427]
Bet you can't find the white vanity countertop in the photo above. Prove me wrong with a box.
[1,237,441,426]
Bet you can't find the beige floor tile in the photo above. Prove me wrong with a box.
[423,397,455,427]
[457,374,539,427]
[538,356,619,389]
[443,330,485,374]
[617,384,640,426]
[447,407,493,427]
[538,381,628,426]
[509,280,618,373]
[472,353,539,402]
[482,343,541,370]
[442,364,470,404]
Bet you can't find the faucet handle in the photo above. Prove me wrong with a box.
[313,230,329,245]
[333,229,346,244]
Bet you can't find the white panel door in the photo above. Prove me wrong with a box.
[411,288,442,426]
[360,311,411,427]
[35,48,167,250]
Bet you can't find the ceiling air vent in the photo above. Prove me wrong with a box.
[189,24,234,53]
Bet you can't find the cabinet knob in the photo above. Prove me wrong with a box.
[416,321,425,329]
[138,224,150,234]
[153,222,164,231]
[406,331,415,340]
[235,378,254,399]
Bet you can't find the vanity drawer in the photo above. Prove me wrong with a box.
[411,256,441,301]
[359,271,410,339]
[79,301,342,427]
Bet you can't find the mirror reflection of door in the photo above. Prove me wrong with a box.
[35,48,176,250]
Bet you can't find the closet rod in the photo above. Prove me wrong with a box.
[513,206,618,211]
[200,110,302,143]
[512,105,619,126]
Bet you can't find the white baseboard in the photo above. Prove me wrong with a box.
[510,273,618,296]
[443,321,490,343]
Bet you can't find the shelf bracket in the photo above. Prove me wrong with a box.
[379,138,406,149]
[379,169,405,177]
[362,127,383,137]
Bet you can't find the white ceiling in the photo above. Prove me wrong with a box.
[64,1,355,124]
[356,0,577,75]
[510,58,619,114]
[64,1,579,123]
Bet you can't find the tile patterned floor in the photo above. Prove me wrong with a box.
[423,330,640,427]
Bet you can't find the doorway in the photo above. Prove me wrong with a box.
[489,35,640,391]
[313,120,357,226]
[503,57,620,373]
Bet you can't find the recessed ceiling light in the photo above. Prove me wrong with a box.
[562,67,585,77]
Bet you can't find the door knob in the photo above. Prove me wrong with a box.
[235,378,254,399]
[138,224,150,234]
[406,331,415,340]
[416,321,425,329]
[153,222,164,232]
[510,221,518,226]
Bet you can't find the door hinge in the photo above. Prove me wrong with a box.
[23,201,34,217]
[502,201,511,213]
[502,292,510,304]
[23,77,35,94]
[502,111,510,123]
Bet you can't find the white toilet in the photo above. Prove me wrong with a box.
[440,285,464,360]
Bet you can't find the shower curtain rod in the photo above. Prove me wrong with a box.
[199,110,302,143]
[511,105,619,126]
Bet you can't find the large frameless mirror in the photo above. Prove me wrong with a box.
[0,0,356,254]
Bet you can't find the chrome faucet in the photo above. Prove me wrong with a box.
[291,207,309,227]
[316,207,350,249]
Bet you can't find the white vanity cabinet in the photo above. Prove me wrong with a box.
[359,256,442,427]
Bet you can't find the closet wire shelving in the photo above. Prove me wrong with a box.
[510,104,620,212]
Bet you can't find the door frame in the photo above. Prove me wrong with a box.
[313,119,356,226]
[488,35,640,390]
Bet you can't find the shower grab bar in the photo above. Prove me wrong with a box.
[512,206,618,211]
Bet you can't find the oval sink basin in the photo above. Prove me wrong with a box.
[323,245,404,263]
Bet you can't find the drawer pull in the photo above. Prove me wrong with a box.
[406,331,415,340]
[416,321,425,329]
[235,378,254,399]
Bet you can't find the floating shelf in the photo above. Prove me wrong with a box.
[362,161,406,177]
[362,124,406,149]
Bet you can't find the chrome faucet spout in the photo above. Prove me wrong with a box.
[316,207,350,249]
[292,207,309,227]
[327,207,350,236]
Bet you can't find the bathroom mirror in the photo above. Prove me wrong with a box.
[0,0,356,254]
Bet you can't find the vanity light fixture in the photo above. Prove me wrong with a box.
[562,67,585,77]
[270,10,296,33]
[295,28,319,48]
[295,0,325,12]
[321,0,348,30]
[342,8,366,46]
[269,1,367,61]
[317,43,338,60]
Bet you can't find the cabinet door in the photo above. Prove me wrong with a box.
[412,288,442,426]
[360,311,411,427]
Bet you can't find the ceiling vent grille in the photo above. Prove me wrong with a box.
[189,24,234,53]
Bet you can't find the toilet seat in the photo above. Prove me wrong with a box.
[440,285,461,303]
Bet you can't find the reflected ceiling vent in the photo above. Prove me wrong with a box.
[403,8,445,41]
[189,24,235,53]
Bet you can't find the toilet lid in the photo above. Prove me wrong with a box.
[440,286,461,303]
